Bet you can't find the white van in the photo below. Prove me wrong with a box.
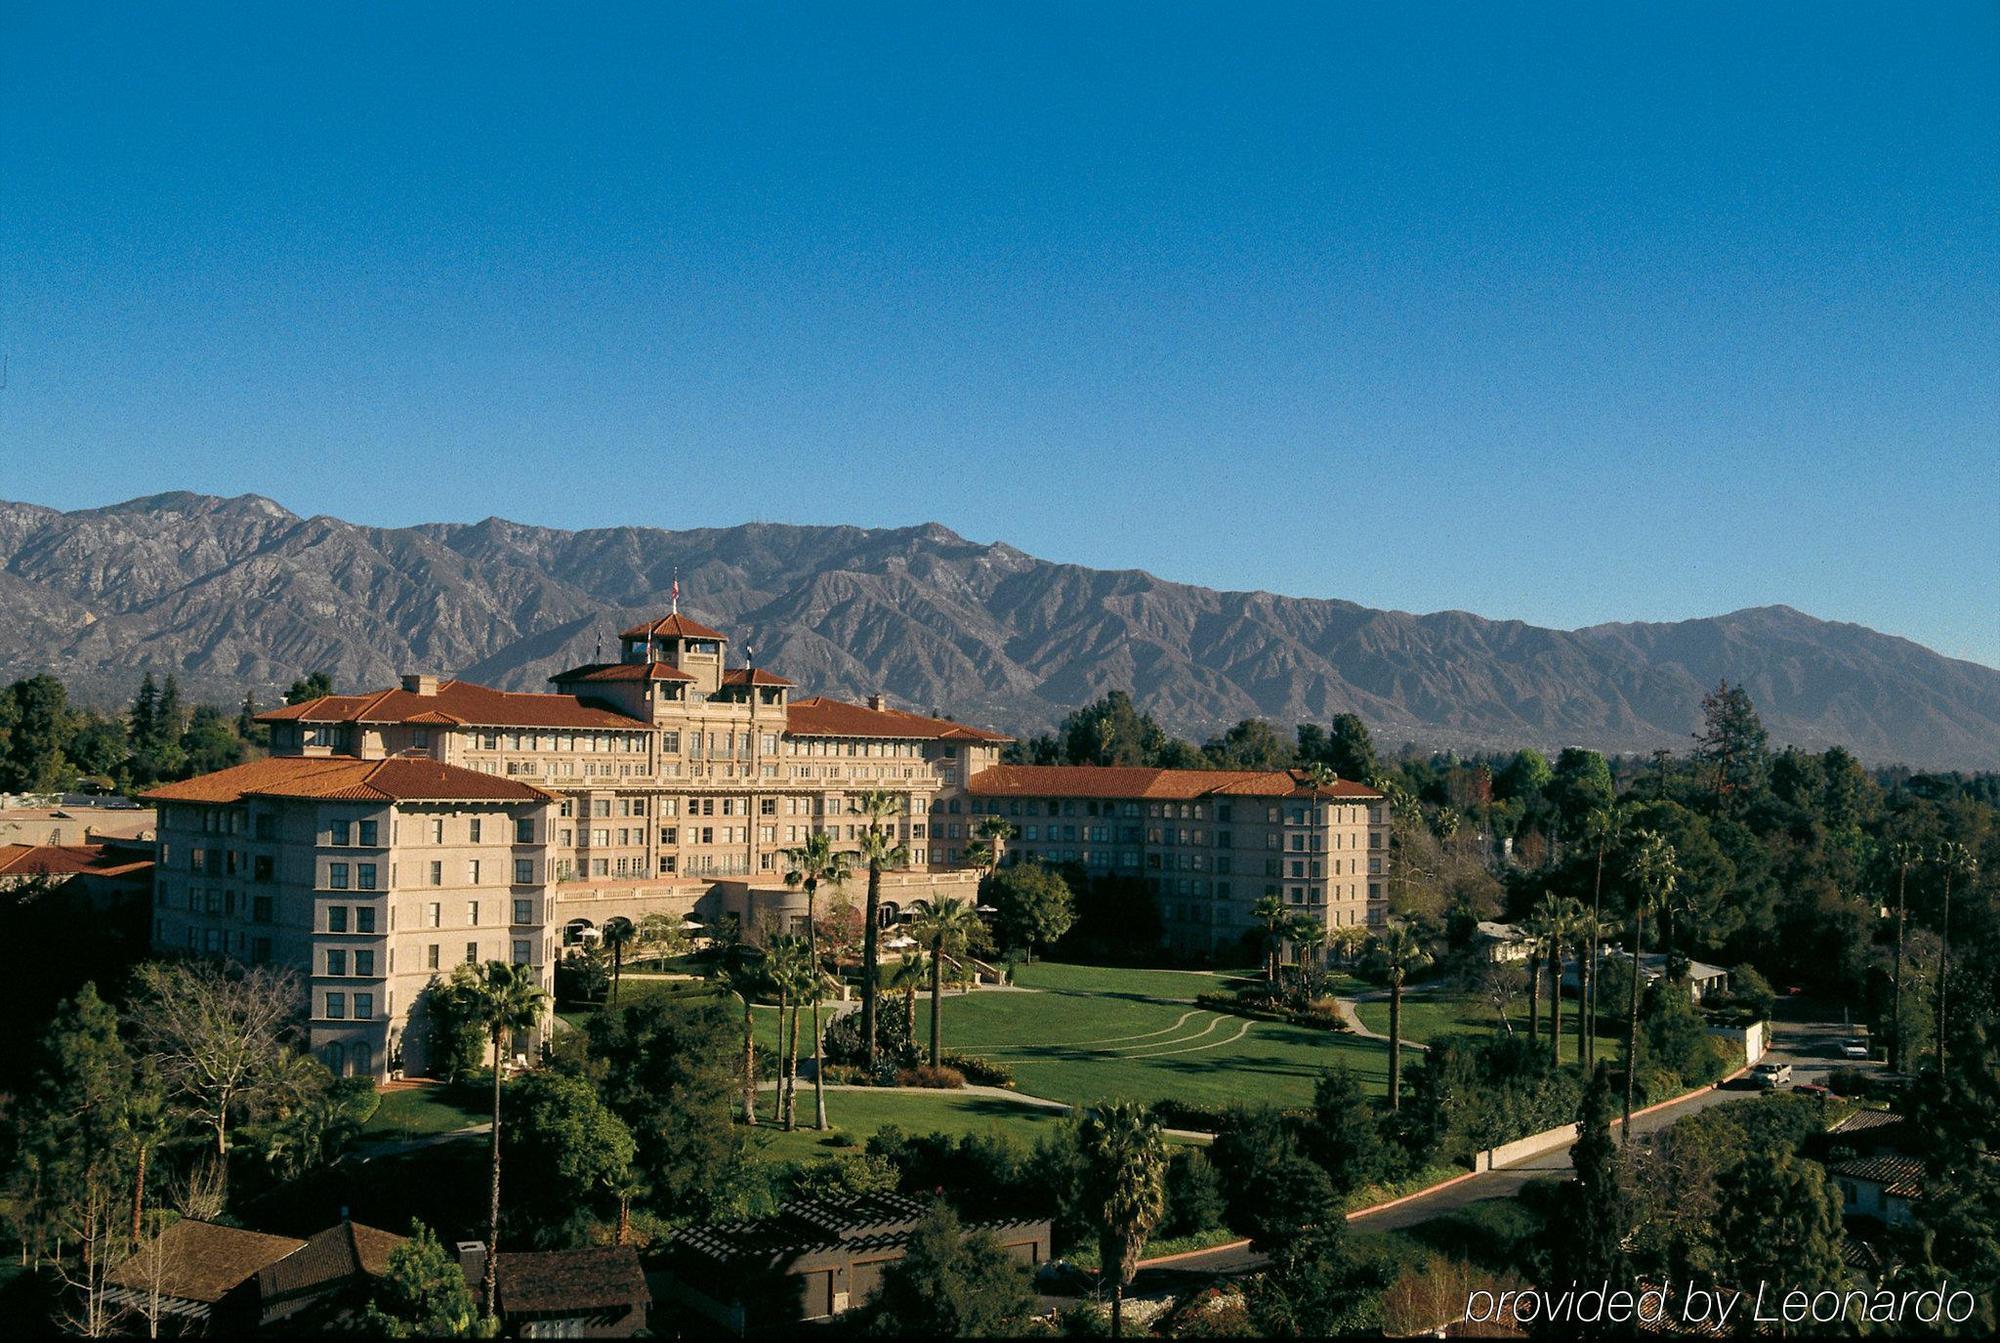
[1751,1061,1793,1089]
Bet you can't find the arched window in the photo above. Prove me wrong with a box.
[876,902,901,928]
[322,1042,346,1077]
[351,1042,374,1079]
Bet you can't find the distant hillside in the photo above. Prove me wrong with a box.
[3,492,1997,769]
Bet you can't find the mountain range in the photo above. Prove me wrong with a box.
[2,492,1996,770]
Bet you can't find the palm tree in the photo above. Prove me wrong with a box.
[1078,1101,1167,1339]
[1537,895,1581,1068]
[704,935,767,1124]
[1286,915,1326,999]
[1330,924,1369,969]
[973,815,1016,872]
[1251,894,1288,983]
[909,897,982,1066]
[851,791,912,1074]
[464,960,547,1315]
[1622,830,1679,1140]
[1521,902,1556,1047]
[783,832,853,1131]
[1366,925,1433,1111]
[766,935,814,1130]
[965,839,996,873]
[604,1167,648,1247]
[601,917,637,1003]
[1580,806,1625,1067]
[1931,842,1977,1082]
[1571,907,1615,1067]
[887,952,927,1033]
[1884,840,1918,1072]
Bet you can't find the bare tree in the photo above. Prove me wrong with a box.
[128,961,302,1166]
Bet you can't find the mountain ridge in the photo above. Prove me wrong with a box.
[2,493,1996,770]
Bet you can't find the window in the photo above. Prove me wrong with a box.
[357,864,377,891]
[354,949,375,976]
[465,942,479,964]
[358,820,378,846]
[427,944,440,969]
[515,818,535,843]
[513,898,532,924]
[252,895,273,923]
[429,861,443,886]
[253,854,273,881]
[467,860,482,884]
[430,819,445,844]
[328,905,349,932]
[326,949,348,976]
[514,859,533,885]
[325,993,347,1019]
[427,902,442,928]
[470,818,483,843]
[331,819,352,845]
[513,940,532,965]
[354,993,374,1019]
[328,863,350,890]
[467,901,480,925]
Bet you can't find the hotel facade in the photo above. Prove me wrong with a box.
[143,612,1387,1078]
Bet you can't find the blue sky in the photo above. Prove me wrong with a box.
[2,3,1995,666]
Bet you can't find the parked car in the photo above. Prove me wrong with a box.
[1793,1082,1833,1101]
[1035,1261,1096,1297]
[1840,1038,1871,1059]
[1751,1061,1793,1089]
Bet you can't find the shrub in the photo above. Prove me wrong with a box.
[1293,999,1348,1031]
[1149,1099,1236,1133]
[333,1075,383,1127]
[1162,1148,1228,1238]
[824,993,919,1069]
[940,1052,1015,1088]
[897,1064,967,1089]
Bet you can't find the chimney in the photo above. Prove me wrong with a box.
[455,1241,487,1288]
[401,673,440,697]
[868,693,887,712]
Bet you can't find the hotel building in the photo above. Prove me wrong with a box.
[143,611,1385,1077]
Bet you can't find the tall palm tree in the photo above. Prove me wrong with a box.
[704,935,767,1124]
[1251,895,1288,983]
[1078,1101,1167,1339]
[1366,925,1433,1111]
[888,952,927,1032]
[1622,831,1679,1140]
[1521,902,1556,1047]
[1884,840,1918,1072]
[1931,842,1977,1082]
[1571,907,1615,1067]
[851,791,912,1075]
[601,917,637,1003]
[909,897,982,1066]
[765,935,814,1130]
[783,832,853,1131]
[1286,915,1326,998]
[965,839,996,873]
[464,960,547,1316]
[1537,895,1582,1068]
[973,816,1016,872]
[1580,806,1625,1066]
[1330,924,1369,969]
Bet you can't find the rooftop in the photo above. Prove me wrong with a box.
[495,1245,649,1314]
[550,661,695,684]
[968,764,1382,802]
[787,695,1011,743]
[259,680,641,730]
[0,841,154,879]
[1832,1155,1928,1199]
[671,1193,1043,1269]
[255,1221,405,1301]
[107,1220,306,1304]
[620,612,727,642]
[721,666,795,687]
[1829,1108,1908,1137]
[141,756,556,806]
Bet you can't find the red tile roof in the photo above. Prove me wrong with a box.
[0,842,154,879]
[786,696,1011,743]
[968,764,1382,802]
[721,667,794,687]
[620,612,727,641]
[1833,1155,1927,1199]
[495,1246,649,1314]
[259,681,642,730]
[550,661,695,684]
[141,757,556,805]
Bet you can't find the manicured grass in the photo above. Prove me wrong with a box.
[358,1086,487,1142]
[1354,992,1623,1047]
[740,1088,1075,1163]
[917,963,1392,1108]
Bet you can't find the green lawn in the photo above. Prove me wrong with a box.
[917,960,1392,1108]
[1354,991,1623,1048]
[358,1086,487,1142]
[741,1088,1075,1163]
